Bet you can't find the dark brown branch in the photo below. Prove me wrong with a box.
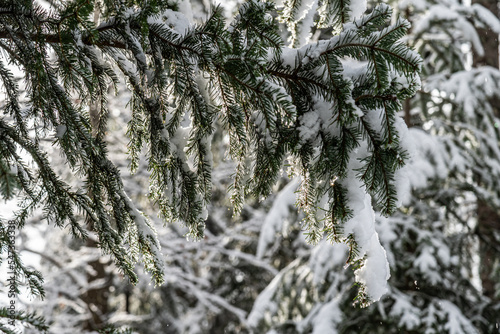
[0,29,128,49]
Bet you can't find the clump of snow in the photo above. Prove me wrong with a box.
[9,162,17,175]
[55,124,67,139]
[312,96,342,137]
[414,247,438,281]
[393,116,414,206]
[437,243,451,266]
[375,215,398,266]
[147,8,191,37]
[362,107,384,134]
[298,111,321,144]
[170,125,193,172]
[280,47,298,68]
[177,0,194,23]
[250,110,273,144]
[347,193,391,301]
[112,50,139,79]
[310,241,348,285]
[311,298,342,334]
[258,78,295,107]
[349,0,367,20]
[340,148,391,302]
[257,179,299,258]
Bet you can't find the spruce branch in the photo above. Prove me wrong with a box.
[0,0,421,305]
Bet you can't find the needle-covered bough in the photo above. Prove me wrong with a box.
[0,0,420,311]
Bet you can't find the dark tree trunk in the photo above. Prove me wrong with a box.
[472,0,500,301]
[477,200,500,299]
[472,0,499,69]
[81,234,112,330]
[403,7,414,128]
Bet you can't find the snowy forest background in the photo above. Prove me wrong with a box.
[1,0,500,333]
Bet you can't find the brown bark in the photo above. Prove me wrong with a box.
[81,238,112,331]
[472,0,500,301]
[403,96,412,128]
[403,7,414,128]
[477,200,500,299]
[472,0,499,69]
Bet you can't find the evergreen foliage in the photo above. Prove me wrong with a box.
[0,308,48,334]
[0,0,420,313]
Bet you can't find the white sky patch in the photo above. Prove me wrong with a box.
[0,199,17,220]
